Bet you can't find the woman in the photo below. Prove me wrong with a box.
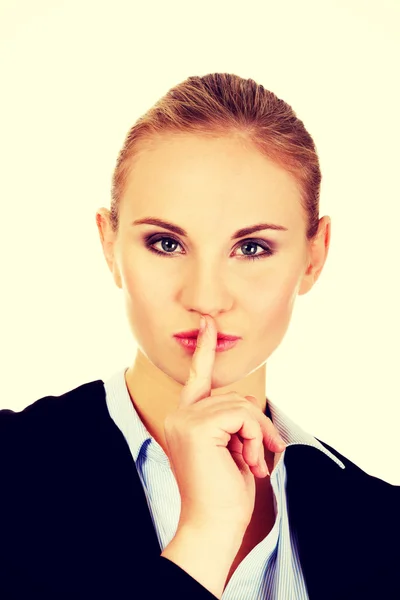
[1,73,399,600]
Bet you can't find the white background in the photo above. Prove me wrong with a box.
[1,0,399,484]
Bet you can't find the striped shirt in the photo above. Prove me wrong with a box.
[104,367,345,599]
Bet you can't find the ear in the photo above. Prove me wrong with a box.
[95,208,123,289]
[298,216,331,296]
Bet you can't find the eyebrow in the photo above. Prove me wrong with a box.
[132,217,288,240]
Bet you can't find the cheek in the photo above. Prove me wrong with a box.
[247,270,300,320]
[121,257,172,309]
[118,260,158,339]
[246,271,302,355]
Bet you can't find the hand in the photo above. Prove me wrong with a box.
[164,314,286,535]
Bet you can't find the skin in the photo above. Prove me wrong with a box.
[96,132,331,473]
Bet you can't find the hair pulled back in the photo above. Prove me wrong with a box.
[110,73,321,240]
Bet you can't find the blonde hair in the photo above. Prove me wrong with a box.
[110,73,321,239]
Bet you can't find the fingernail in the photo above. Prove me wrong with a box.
[200,316,206,333]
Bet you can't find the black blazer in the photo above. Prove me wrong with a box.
[1,379,399,600]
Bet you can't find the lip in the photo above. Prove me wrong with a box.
[174,336,240,353]
[174,329,241,341]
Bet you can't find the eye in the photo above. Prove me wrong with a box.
[144,235,275,261]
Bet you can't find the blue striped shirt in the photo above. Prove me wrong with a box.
[104,367,345,599]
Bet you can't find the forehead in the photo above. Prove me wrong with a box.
[122,133,304,230]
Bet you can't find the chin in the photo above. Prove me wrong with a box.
[209,368,244,391]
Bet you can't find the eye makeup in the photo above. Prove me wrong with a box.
[142,233,276,262]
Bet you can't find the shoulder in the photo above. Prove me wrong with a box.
[1,378,105,417]
[0,379,107,453]
[317,436,400,497]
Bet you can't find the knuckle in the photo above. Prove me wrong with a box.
[236,398,250,410]
[235,404,248,417]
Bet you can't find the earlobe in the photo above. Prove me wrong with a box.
[112,264,123,289]
[298,272,314,296]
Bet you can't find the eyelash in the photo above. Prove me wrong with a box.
[144,234,275,261]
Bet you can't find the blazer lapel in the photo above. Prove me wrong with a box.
[284,443,391,600]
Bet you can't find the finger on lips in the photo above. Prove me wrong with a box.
[181,313,286,475]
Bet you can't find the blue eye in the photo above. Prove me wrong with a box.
[144,235,275,261]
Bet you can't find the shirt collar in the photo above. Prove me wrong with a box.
[104,367,345,470]
[267,398,345,469]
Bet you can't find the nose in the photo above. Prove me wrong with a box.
[179,263,233,318]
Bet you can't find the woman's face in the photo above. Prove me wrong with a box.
[99,133,328,389]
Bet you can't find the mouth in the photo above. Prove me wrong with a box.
[173,329,241,341]
[173,330,241,353]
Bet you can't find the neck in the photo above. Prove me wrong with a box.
[124,350,268,458]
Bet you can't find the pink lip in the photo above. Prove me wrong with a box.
[174,329,241,341]
[174,336,240,353]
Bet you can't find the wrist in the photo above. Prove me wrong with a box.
[161,523,243,598]
[177,519,244,551]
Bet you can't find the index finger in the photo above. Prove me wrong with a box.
[179,314,217,407]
